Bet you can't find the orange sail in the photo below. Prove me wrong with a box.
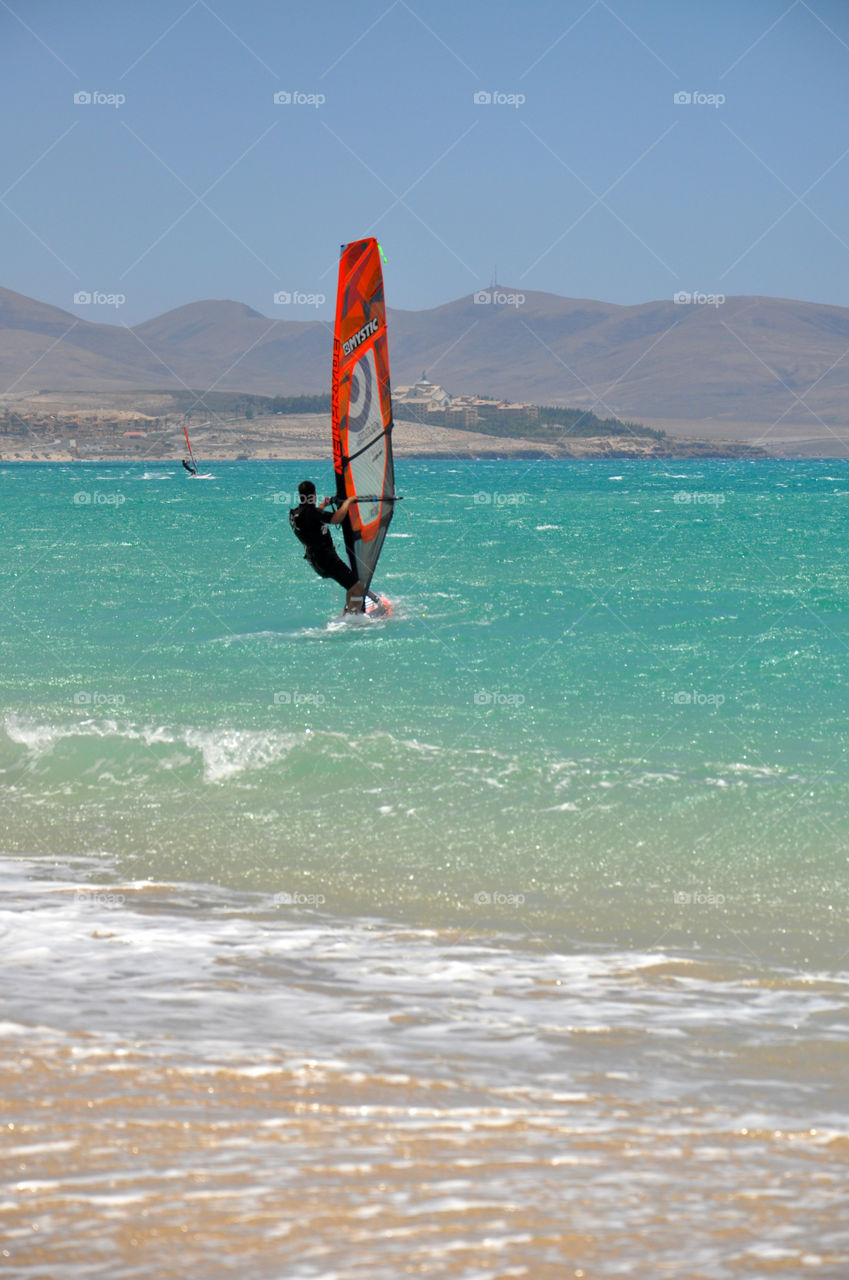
[331,238,396,596]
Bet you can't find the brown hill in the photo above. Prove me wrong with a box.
[2,285,849,431]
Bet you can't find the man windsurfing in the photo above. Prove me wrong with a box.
[289,480,365,613]
[182,458,197,476]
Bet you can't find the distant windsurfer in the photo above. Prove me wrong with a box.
[182,458,197,476]
[289,480,365,613]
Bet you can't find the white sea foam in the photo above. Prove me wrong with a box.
[183,727,298,783]
[4,713,68,755]
[4,714,301,785]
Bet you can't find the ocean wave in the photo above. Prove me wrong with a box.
[3,714,298,784]
[183,727,298,783]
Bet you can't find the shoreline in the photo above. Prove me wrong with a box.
[0,446,771,462]
[5,395,845,458]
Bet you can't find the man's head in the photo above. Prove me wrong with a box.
[298,480,316,504]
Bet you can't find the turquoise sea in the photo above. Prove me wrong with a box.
[2,458,848,1278]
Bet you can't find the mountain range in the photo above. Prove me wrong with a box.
[2,284,849,430]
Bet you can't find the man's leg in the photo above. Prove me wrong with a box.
[344,580,365,613]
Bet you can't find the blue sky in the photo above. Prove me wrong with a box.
[2,0,849,323]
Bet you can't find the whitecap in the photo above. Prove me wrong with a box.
[183,727,298,783]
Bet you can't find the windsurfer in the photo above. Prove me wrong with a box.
[289,480,365,613]
[182,458,197,476]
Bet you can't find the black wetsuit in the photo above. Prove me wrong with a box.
[182,459,197,475]
[289,502,357,590]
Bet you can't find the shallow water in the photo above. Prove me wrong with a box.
[2,459,848,1276]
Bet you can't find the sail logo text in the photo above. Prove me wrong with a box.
[343,319,380,357]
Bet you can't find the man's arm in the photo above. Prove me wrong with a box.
[328,495,358,525]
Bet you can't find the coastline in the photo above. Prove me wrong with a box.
[5,391,842,458]
[0,412,770,462]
